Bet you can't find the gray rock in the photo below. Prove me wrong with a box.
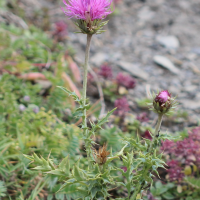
[35,80,52,89]
[183,85,198,93]
[180,100,200,110]
[117,61,148,80]
[91,52,108,66]
[156,35,180,49]
[138,7,155,22]
[191,48,200,55]
[153,55,180,74]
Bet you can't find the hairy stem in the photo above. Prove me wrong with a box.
[82,34,92,157]
[130,114,164,200]
[149,113,163,153]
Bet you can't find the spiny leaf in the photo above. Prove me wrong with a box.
[91,108,116,132]
[57,86,81,103]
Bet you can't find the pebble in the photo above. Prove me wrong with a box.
[153,55,180,74]
[35,80,52,89]
[192,47,200,55]
[138,7,155,22]
[90,52,108,66]
[117,61,148,80]
[183,85,198,93]
[180,100,200,110]
[156,35,180,49]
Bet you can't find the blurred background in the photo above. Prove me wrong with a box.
[1,0,200,199]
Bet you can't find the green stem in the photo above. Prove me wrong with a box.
[130,184,142,200]
[82,34,92,157]
[149,113,163,153]
[130,114,163,200]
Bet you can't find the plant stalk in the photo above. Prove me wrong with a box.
[149,113,163,153]
[130,184,142,200]
[82,34,92,157]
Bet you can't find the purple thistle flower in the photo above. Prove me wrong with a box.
[98,64,113,79]
[137,112,149,123]
[114,97,129,117]
[116,72,136,90]
[62,0,113,21]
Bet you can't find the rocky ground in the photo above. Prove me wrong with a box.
[3,0,200,129]
[64,0,200,128]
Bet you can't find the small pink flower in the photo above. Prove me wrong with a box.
[114,97,129,117]
[137,112,149,123]
[98,64,113,79]
[116,72,136,89]
[62,0,113,21]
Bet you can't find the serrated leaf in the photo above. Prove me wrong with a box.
[91,108,116,132]
[59,156,70,175]
[46,169,66,176]
[57,86,81,103]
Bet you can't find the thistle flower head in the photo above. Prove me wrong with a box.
[98,64,113,79]
[62,0,113,34]
[116,72,136,89]
[93,144,110,165]
[150,90,177,115]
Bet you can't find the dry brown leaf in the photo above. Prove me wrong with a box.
[62,72,81,98]
[66,55,82,83]
[19,72,46,81]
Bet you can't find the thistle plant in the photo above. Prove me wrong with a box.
[24,1,178,199]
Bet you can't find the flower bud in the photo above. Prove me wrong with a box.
[152,90,177,114]
[92,144,110,165]
[149,90,178,115]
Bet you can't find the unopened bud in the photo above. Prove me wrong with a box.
[150,90,177,114]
